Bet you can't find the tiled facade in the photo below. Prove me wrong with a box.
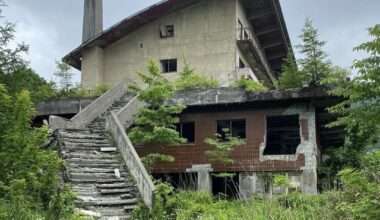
[136,103,312,174]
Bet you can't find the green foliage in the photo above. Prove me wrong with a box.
[233,76,268,92]
[131,182,176,220]
[204,129,246,164]
[0,0,28,74]
[174,61,219,91]
[54,61,74,94]
[334,151,380,220]
[128,60,186,146]
[277,50,305,89]
[92,83,110,96]
[273,174,291,188]
[0,66,57,103]
[0,84,77,218]
[297,18,332,86]
[328,24,380,154]
[141,153,175,173]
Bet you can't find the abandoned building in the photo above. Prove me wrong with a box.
[64,0,290,89]
[36,0,343,218]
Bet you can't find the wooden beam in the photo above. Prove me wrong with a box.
[262,39,283,49]
[256,25,279,36]
[267,52,287,61]
[248,8,274,20]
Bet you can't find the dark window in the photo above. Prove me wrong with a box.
[160,59,177,73]
[176,122,195,143]
[264,115,300,155]
[239,58,245,68]
[160,25,174,38]
[216,119,246,140]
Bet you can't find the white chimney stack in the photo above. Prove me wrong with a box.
[83,0,103,43]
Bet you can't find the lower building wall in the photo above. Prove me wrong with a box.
[135,102,318,194]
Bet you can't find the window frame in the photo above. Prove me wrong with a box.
[216,119,246,140]
[176,122,195,144]
[160,24,175,38]
[264,114,301,155]
[160,59,177,73]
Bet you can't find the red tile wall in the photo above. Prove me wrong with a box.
[135,107,308,173]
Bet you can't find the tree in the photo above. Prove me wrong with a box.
[128,60,186,171]
[0,67,57,103]
[204,129,246,164]
[54,61,74,94]
[297,18,331,86]
[0,1,28,75]
[328,24,380,157]
[277,50,305,89]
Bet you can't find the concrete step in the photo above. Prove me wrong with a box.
[97,183,128,189]
[77,198,138,207]
[62,138,110,144]
[63,152,117,160]
[100,188,134,195]
[67,158,119,165]
[68,167,124,174]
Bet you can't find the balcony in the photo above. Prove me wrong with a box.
[236,27,276,87]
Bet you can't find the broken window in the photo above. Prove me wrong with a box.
[264,115,300,155]
[160,59,177,73]
[176,122,195,143]
[160,24,174,38]
[216,119,246,140]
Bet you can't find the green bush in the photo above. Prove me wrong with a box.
[174,61,219,91]
[233,76,268,92]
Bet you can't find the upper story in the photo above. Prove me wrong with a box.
[64,0,292,90]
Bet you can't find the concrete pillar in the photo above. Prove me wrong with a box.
[239,172,265,199]
[83,0,103,43]
[186,164,213,194]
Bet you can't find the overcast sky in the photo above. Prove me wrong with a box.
[3,0,380,83]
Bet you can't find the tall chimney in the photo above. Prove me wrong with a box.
[83,0,103,43]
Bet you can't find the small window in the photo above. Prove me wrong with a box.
[160,25,174,38]
[176,122,195,143]
[216,119,246,140]
[264,115,300,155]
[160,59,177,73]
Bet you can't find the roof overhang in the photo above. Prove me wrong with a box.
[240,0,292,75]
[63,0,292,73]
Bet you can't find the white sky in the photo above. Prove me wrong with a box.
[4,0,380,83]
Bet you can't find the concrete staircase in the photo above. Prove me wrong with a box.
[56,93,140,219]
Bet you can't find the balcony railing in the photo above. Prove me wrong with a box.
[236,27,273,82]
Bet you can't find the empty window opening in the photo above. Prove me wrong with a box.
[160,24,174,38]
[239,58,246,68]
[160,59,177,73]
[176,122,195,143]
[212,173,240,199]
[216,119,246,140]
[153,173,197,190]
[264,115,301,155]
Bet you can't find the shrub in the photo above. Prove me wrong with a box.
[174,61,219,91]
[233,76,268,92]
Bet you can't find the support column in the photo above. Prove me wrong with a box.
[83,0,103,42]
[186,164,213,194]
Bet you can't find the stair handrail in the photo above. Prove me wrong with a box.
[107,111,156,208]
[49,79,131,130]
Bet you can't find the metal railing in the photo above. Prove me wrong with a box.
[236,27,273,81]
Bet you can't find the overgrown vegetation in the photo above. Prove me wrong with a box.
[204,129,246,164]
[174,61,219,91]
[0,85,77,219]
[128,60,186,171]
[278,18,334,89]
[233,76,268,92]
